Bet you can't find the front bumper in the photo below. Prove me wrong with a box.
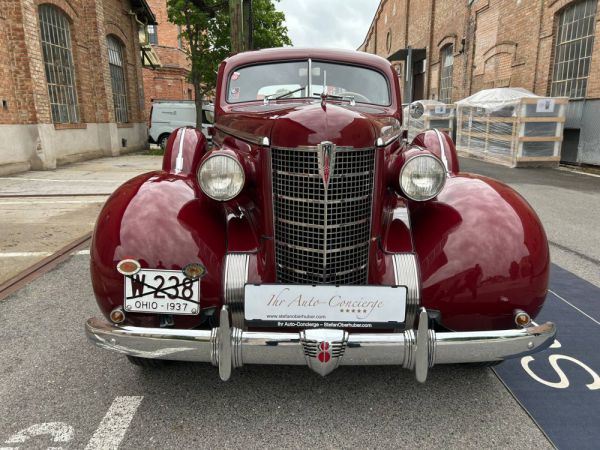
[86,307,556,382]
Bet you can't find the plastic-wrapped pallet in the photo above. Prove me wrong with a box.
[403,100,455,141]
[455,88,567,167]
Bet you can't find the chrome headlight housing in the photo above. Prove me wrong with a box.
[400,154,446,201]
[198,153,245,201]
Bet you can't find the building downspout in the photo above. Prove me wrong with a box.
[532,0,544,94]
[404,0,410,48]
[426,0,436,99]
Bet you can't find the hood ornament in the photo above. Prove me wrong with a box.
[317,141,336,188]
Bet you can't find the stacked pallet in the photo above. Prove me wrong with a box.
[403,100,455,141]
[455,88,567,167]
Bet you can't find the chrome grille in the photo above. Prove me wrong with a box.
[272,146,375,284]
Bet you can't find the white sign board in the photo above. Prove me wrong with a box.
[245,284,406,328]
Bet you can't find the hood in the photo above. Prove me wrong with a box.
[218,101,393,148]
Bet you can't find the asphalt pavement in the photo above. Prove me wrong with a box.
[0,253,551,449]
[1,156,599,449]
[0,155,161,284]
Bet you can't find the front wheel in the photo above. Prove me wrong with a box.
[126,355,166,368]
[157,133,170,150]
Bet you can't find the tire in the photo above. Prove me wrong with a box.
[157,133,170,150]
[126,355,166,368]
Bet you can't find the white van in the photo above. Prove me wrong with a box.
[148,101,214,149]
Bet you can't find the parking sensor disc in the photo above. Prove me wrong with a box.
[183,263,206,280]
[116,259,141,276]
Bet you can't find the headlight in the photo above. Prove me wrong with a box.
[198,154,245,201]
[400,154,446,201]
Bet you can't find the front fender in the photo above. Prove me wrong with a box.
[412,174,550,331]
[90,171,226,328]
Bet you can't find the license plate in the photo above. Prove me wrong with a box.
[123,269,200,315]
[244,284,406,328]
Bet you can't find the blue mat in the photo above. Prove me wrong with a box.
[494,264,600,449]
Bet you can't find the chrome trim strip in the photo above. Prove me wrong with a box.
[308,58,312,97]
[86,312,556,383]
[376,118,402,147]
[275,262,368,278]
[218,306,232,381]
[274,193,370,204]
[276,240,368,255]
[391,206,411,230]
[224,253,249,329]
[277,217,369,230]
[433,128,450,175]
[392,254,420,329]
[273,145,373,152]
[215,123,269,147]
[174,127,187,174]
[415,308,430,382]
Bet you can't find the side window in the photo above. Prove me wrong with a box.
[148,25,158,45]
[550,0,597,98]
[107,36,128,123]
[38,4,79,123]
[439,44,454,104]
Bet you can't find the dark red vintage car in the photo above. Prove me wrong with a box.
[86,48,556,381]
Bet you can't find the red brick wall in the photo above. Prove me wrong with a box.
[0,0,147,126]
[143,0,193,116]
[0,2,36,124]
[361,0,600,101]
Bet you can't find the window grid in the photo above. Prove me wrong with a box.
[39,5,79,123]
[107,36,128,123]
[148,25,158,45]
[551,0,597,98]
[439,45,453,104]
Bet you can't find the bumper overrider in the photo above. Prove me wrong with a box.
[85,307,556,382]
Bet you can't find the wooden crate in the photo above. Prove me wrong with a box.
[404,102,455,141]
[455,96,568,167]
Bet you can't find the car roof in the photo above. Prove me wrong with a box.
[223,48,393,73]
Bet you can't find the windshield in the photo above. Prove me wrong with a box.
[227,60,390,106]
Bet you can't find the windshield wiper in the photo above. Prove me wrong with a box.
[313,92,356,106]
[270,86,307,100]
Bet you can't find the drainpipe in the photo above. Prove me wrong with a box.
[426,0,436,99]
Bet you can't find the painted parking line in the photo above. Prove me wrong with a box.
[0,249,89,258]
[494,264,600,450]
[0,200,106,205]
[84,396,143,450]
[0,177,118,182]
[1,397,142,449]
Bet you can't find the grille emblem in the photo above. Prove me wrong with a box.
[317,141,336,188]
[301,329,348,376]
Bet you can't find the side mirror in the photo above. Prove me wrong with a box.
[409,101,425,119]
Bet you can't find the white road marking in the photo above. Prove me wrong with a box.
[84,396,143,450]
[0,252,52,258]
[0,200,105,205]
[0,177,117,182]
[5,422,73,444]
[548,289,600,326]
[556,167,600,178]
[0,249,89,258]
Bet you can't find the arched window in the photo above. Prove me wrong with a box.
[439,44,454,104]
[107,36,128,123]
[38,4,79,123]
[551,0,597,98]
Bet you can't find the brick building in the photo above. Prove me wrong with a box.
[359,0,600,165]
[142,0,194,117]
[0,0,155,175]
